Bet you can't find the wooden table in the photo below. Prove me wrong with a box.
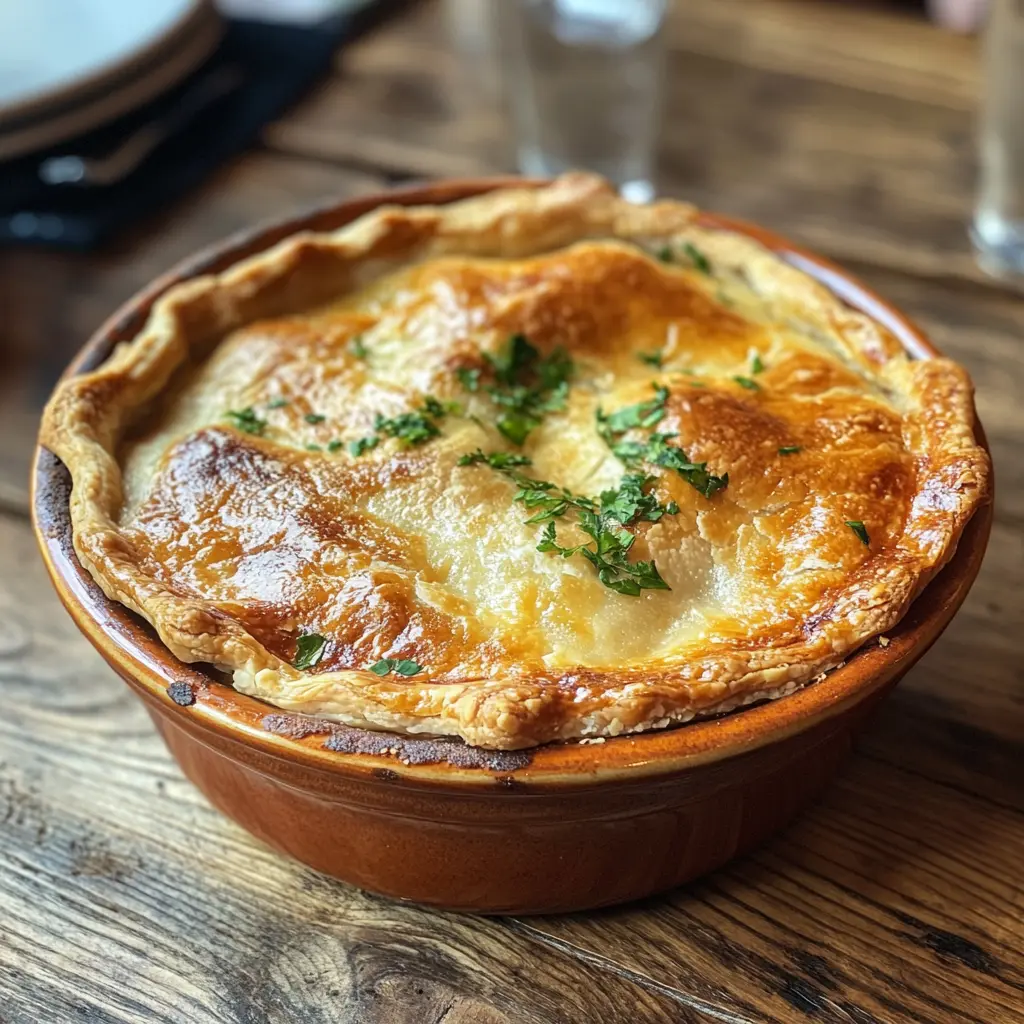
[1,2,1021,1021]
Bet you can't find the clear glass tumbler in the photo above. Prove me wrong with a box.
[501,0,668,203]
[973,0,1024,277]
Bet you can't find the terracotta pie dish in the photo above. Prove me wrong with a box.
[33,178,992,914]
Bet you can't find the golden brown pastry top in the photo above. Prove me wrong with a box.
[41,175,990,749]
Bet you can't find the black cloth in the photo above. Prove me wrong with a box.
[0,8,397,250]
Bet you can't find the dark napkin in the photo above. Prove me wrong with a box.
[0,9,392,250]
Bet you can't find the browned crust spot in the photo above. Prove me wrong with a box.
[261,713,533,771]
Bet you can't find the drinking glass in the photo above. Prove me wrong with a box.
[973,0,1024,277]
[500,0,668,203]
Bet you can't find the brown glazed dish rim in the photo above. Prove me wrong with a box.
[31,177,993,789]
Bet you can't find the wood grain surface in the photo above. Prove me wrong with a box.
[1,1,1022,1022]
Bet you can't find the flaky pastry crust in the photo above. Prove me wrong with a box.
[41,174,990,749]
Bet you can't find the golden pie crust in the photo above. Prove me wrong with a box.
[41,174,990,749]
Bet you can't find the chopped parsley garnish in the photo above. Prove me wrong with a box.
[460,453,676,596]
[458,449,532,469]
[846,520,870,546]
[750,352,765,374]
[487,332,535,383]
[304,412,326,425]
[778,445,802,456]
[684,242,712,274]
[293,633,326,670]
[637,350,664,368]
[457,334,574,445]
[305,443,322,452]
[348,435,379,457]
[733,375,760,391]
[369,658,423,677]
[225,407,266,436]
[643,433,729,499]
[268,397,289,409]
[494,411,534,446]
[599,473,679,524]
[327,439,344,453]
[596,384,728,499]
[349,335,368,359]
[374,410,441,446]
[348,395,456,456]
[422,396,462,418]
[597,385,669,436]
[655,242,711,275]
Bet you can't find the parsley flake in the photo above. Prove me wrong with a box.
[327,440,344,453]
[458,449,532,469]
[597,385,669,437]
[268,397,289,409]
[596,385,728,499]
[846,520,871,546]
[458,334,574,446]
[422,396,462,418]
[225,407,266,436]
[657,245,674,263]
[487,333,535,384]
[460,454,677,596]
[637,350,664,368]
[305,443,322,452]
[351,395,457,455]
[645,433,729,499]
[733,376,760,391]
[293,633,327,670]
[750,352,765,374]
[374,410,441,446]
[348,435,379,457]
[536,520,585,558]
[349,335,368,359]
[778,445,802,456]
[684,242,712,274]
[368,658,422,677]
[304,413,326,424]
[600,473,679,524]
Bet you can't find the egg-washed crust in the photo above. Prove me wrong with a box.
[41,174,990,750]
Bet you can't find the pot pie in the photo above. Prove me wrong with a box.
[42,174,990,750]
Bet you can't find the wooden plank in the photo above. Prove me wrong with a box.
[0,152,385,516]
[0,512,724,1024]
[265,0,986,285]
[868,520,1024,813]
[523,756,1024,1024]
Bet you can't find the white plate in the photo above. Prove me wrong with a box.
[0,0,222,159]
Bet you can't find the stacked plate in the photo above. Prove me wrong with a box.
[0,0,222,161]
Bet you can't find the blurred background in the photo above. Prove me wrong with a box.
[0,0,1009,513]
